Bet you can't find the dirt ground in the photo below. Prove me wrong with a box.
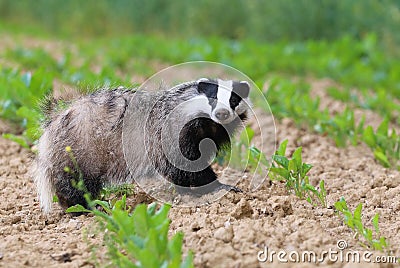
[1,78,400,268]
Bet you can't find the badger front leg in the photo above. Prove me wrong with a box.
[53,172,103,210]
[167,165,242,196]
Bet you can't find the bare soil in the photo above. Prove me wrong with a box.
[1,86,399,267]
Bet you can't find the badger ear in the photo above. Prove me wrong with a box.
[234,81,250,98]
[197,78,218,97]
[197,78,209,83]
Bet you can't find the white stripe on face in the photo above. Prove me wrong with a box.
[216,79,233,109]
[210,79,236,124]
[180,95,212,117]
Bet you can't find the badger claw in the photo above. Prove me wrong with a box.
[176,181,242,196]
[217,184,243,193]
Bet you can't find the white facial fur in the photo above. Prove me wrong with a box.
[180,95,212,118]
[210,79,233,124]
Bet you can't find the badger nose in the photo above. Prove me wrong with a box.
[215,108,230,120]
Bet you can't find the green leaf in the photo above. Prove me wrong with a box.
[377,118,389,136]
[249,146,269,166]
[363,126,376,148]
[240,126,254,147]
[276,139,288,156]
[353,203,362,222]
[16,106,39,124]
[272,155,289,169]
[151,203,171,227]
[373,150,390,167]
[347,218,354,229]
[364,228,373,242]
[292,147,303,171]
[181,251,194,268]
[91,199,112,213]
[372,241,383,251]
[304,184,317,193]
[372,214,380,233]
[301,163,313,177]
[379,237,387,248]
[168,232,184,263]
[146,229,161,258]
[147,202,157,215]
[319,180,326,195]
[65,204,92,213]
[132,204,149,237]
[334,197,348,212]
[269,167,290,179]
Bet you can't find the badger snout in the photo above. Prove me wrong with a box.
[215,108,230,121]
[212,106,235,125]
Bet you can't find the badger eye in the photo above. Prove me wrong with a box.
[208,97,218,108]
[229,93,241,109]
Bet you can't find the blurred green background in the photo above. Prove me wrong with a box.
[1,0,399,49]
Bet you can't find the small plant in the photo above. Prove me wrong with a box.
[269,140,327,207]
[318,107,365,147]
[100,184,135,201]
[362,118,400,170]
[217,126,269,175]
[334,197,388,251]
[67,197,194,268]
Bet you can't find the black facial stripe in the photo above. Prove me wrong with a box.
[197,79,219,111]
[209,98,217,110]
[229,92,242,110]
[198,80,218,99]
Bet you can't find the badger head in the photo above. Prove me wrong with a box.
[196,78,250,125]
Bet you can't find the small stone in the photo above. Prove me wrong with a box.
[191,222,201,232]
[50,252,73,263]
[231,198,253,219]
[11,215,21,224]
[214,225,234,243]
[383,175,399,188]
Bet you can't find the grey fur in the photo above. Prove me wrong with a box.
[34,80,250,212]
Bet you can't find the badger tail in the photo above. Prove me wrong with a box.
[33,132,55,213]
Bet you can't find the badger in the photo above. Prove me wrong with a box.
[34,78,251,212]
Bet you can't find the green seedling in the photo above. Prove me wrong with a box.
[334,197,388,252]
[269,140,327,207]
[217,126,269,175]
[67,198,194,268]
[363,118,400,170]
[100,184,135,200]
[318,107,365,147]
